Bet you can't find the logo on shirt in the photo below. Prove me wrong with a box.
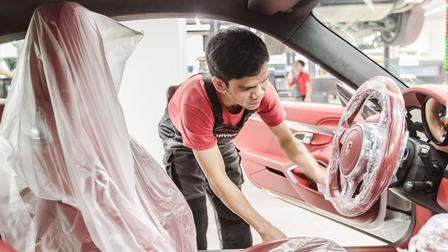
[216,133,238,139]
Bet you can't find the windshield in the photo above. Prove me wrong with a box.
[313,0,446,86]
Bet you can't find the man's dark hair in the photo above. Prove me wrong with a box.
[297,60,305,67]
[205,27,269,85]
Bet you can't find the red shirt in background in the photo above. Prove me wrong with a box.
[290,72,310,96]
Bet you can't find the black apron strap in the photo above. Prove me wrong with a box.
[202,72,255,137]
[238,109,255,127]
[202,72,218,106]
[203,72,224,127]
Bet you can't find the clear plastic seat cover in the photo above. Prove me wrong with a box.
[0,2,195,251]
[398,213,448,252]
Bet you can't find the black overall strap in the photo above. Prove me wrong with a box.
[238,108,255,127]
[203,72,255,128]
[203,72,224,128]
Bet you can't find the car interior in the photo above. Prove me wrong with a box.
[0,0,447,251]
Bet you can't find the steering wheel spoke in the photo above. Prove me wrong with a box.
[340,176,359,199]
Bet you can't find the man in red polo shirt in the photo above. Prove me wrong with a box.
[285,60,311,102]
[159,27,326,250]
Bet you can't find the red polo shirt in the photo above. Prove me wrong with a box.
[168,75,286,150]
[290,72,310,96]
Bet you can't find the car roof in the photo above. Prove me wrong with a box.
[0,0,312,41]
[0,0,403,90]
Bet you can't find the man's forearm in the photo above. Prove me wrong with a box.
[269,122,326,184]
[0,69,13,79]
[280,136,325,184]
[193,146,286,242]
[208,175,272,234]
[284,75,291,90]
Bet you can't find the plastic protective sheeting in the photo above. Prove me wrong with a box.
[269,238,347,252]
[398,213,448,252]
[241,237,346,252]
[0,2,196,251]
[325,76,407,217]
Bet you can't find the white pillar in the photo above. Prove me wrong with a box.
[119,18,187,165]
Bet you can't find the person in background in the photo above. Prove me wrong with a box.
[285,60,311,102]
[0,58,14,98]
[0,58,14,79]
[159,27,326,250]
[0,68,13,79]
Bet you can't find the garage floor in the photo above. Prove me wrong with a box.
[204,171,385,250]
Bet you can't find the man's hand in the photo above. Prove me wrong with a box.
[284,66,292,90]
[260,224,287,243]
[0,68,14,79]
[314,164,327,185]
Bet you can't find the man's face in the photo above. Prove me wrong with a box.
[295,62,303,73]
[222,63,269,111]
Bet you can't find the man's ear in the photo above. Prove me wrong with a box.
[212,77,227,93]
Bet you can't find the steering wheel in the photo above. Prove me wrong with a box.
[325,76,408,217]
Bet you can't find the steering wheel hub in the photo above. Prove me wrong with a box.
[340,124,364,176]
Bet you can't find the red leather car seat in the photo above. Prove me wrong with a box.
[0,239,16,252]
